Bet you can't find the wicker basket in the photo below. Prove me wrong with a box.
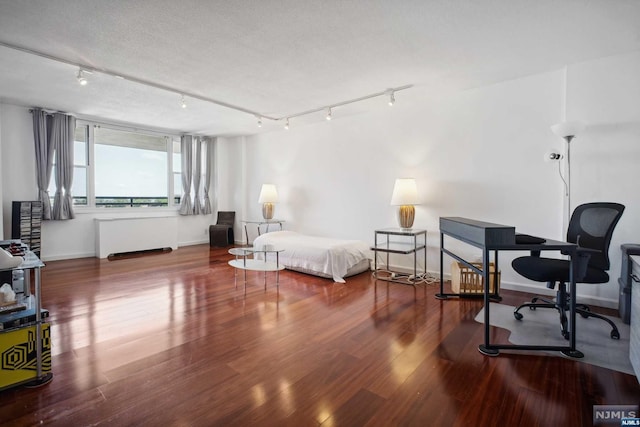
[451,261,500,294]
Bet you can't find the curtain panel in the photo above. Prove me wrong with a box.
[178,134,213,215]
[31,109,76,220]
[179,135,194,215]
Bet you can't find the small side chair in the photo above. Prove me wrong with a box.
[209,211,235,247]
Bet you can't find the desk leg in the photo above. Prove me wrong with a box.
[478,248,499,356]
[562,254,584,358]
[435,232,446,299]
[276,252,280,288]
[244,224,249,246]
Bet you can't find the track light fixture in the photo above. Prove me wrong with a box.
[284,118,290,130]
[387,90,395,106]
[256,115,262,127]
[0,40,415,129]
[76,68,88,85]
[326,107,332,121]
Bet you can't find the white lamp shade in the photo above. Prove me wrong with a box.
[390,178,418,206]
[550,120,586,138]
[258,184,278,203]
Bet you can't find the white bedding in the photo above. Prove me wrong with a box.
[252,231,371,283]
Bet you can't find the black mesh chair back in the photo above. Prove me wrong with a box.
[566,203,624,271]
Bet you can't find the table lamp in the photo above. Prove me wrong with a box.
[258,184,278,220]
[390,178,418,229]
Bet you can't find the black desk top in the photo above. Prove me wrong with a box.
[440,216,575,251]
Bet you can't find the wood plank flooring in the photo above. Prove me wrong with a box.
[0,244,638,426]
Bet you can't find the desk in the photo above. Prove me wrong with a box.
[437,217,583,358]
[242,219,285,245]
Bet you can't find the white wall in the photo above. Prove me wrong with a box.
[568,51,640,303]
[238,51,640,309]
[0,103,219,260]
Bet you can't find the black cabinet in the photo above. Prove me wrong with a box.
[11,201,42,257]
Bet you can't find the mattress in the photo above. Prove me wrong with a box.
[252,231,371,283]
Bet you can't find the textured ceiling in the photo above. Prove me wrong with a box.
[0,0,639,136]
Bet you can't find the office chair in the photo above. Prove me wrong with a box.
[209,211,235,247]
[512,202,625,340]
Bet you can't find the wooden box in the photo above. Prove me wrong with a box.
[451,262,500,294]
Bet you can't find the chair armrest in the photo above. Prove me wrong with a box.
[571,247,599,281]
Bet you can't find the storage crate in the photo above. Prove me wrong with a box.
[451,262,500,294]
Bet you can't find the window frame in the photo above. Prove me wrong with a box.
[71,119,182,211]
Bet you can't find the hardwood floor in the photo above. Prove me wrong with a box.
[0,244,638,426]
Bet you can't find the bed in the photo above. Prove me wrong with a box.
[252,231,371,283]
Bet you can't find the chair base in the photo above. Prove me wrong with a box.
[513,288,620,341]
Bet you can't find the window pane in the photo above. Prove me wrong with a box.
[73,167,87,205]
[74,125,88,166]
[173,140,181,173]
[174,173,182,197]
[94,127,168,207]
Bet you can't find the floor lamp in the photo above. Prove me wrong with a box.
[550,120,586,226]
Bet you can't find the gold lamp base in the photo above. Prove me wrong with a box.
[262,203,274,220]
[397,205,415,229]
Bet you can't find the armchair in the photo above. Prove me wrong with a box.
[512,202,625,340]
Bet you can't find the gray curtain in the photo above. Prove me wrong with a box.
[51,113,76,220]
[193,136,203,214]
[179,135,193,215]
[201,137,213,214]
[32,108,54,220]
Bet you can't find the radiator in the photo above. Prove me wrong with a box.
[95,216,178,258]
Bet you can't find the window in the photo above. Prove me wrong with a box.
[50,121,181,208]
[173,139,181,205]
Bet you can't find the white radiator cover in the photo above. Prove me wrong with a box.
[95,216,178,258]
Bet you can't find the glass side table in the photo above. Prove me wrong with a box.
[228,246,285,294]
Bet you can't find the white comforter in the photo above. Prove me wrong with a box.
[252,231,371,283]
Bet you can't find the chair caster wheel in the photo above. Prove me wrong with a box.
[611,330,620,340]
[562,331,570,340]
[514,312,523,321]
[529,306,536,311]
[579,312,589,319]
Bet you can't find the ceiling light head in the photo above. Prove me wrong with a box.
[181,95,187,109]
[326,107,332,121]
[76,68,88,86]
[544,150,564,162]
[387,90,395,106]
[284,118,290,130]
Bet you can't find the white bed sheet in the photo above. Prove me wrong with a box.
[252,231,371,283]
